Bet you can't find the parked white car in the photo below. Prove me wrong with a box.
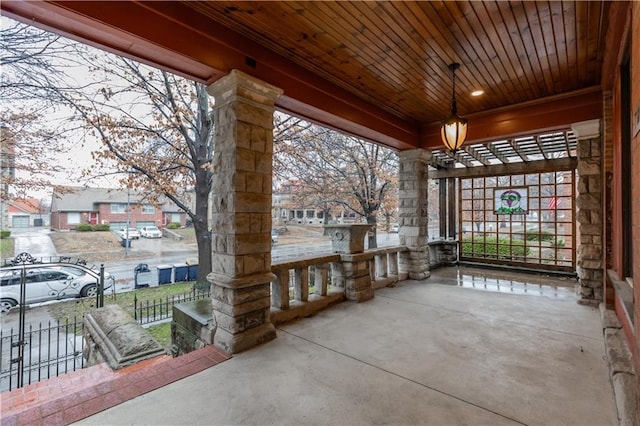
[118,227,140,239]
[0,265,115,312]
[140,226,162,238]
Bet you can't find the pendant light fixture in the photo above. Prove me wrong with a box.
[440,62,468,153]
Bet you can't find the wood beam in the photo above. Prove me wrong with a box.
[486,143,510,165]
[600,1,631,91]
[464,146,492,166]
[430,157,577,179]
[420,88,603,148]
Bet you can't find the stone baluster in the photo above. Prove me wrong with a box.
[375,254,388,279]
[294,267,309,302]
[388,252,399,277]
[271,269,290,309]
[314,264,328,296]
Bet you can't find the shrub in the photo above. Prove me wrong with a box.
[525,229,555,243]
[462,236,529,259]
[76,224,94,232]
[167,222,181,229]
[94,224,111,231]
[0,230,11,239]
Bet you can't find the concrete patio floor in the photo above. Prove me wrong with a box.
[78,266,617,425]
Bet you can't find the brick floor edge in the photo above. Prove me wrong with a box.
[0,346,231,426]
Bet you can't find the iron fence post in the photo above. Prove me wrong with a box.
[98,264,105,308]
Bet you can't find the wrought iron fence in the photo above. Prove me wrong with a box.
[0,317,84,393]
[0,288,209,393]
[133,288,211,325]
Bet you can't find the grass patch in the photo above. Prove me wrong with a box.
[0,238,14,261]
[47,281,197,322]
[147,322,172,350]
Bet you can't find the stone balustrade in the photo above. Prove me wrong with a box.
[269,246,408,325]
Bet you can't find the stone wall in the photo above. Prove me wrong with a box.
[574,120,603,305]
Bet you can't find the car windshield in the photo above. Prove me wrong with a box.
[147,226,159,231]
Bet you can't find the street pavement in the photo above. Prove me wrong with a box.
[7,227,401,293]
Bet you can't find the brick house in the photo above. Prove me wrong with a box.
[50,187,186,231]
[7,197,50,228]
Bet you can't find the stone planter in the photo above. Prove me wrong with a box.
[324,224,372,254]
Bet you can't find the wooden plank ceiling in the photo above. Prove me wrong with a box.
[1,1,612,151]
[188,1,609,123]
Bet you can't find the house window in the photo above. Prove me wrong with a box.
[111,203,126,213]
[142,204,155,214]
[67,212,80,225]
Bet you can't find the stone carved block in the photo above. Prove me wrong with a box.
[324,224,371,254]
[83,305,165,369]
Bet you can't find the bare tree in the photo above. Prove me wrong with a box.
[274,114,398,248]
[1,18,88,198]
[2,18,215,286]
[73,50,215,287]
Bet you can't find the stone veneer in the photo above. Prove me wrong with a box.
[206,70,282,353]
[573,119,603,305]
[397,149,431,280]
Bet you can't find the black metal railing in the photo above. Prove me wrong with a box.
[0,317,84,393]
[133,289,211,325]
[0,284,210,393]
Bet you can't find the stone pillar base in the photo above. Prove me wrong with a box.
[332,253,375,302]
[400,247,431,280]
[214,322,276,354]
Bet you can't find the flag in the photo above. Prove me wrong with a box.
[547,197,561,210]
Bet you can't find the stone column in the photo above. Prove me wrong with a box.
[573,119,603,306]
[206,70,282,353]
[397,149,431,280]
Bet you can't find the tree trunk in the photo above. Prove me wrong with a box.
[367,214,377,249]
[193,182,212,291]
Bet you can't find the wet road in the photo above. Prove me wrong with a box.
[7,227,401,292]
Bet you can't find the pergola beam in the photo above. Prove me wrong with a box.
[430,157,577,179]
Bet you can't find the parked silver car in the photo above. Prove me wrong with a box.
[0,265,115,312]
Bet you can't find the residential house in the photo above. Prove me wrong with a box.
[8,197,49,228]
[50,187,186,231]
[272,180,356,227]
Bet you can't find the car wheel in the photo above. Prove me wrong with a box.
[0,298,18,313]
[80,284,98,297]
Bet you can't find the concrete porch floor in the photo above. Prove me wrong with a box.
[77,266,617,425]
